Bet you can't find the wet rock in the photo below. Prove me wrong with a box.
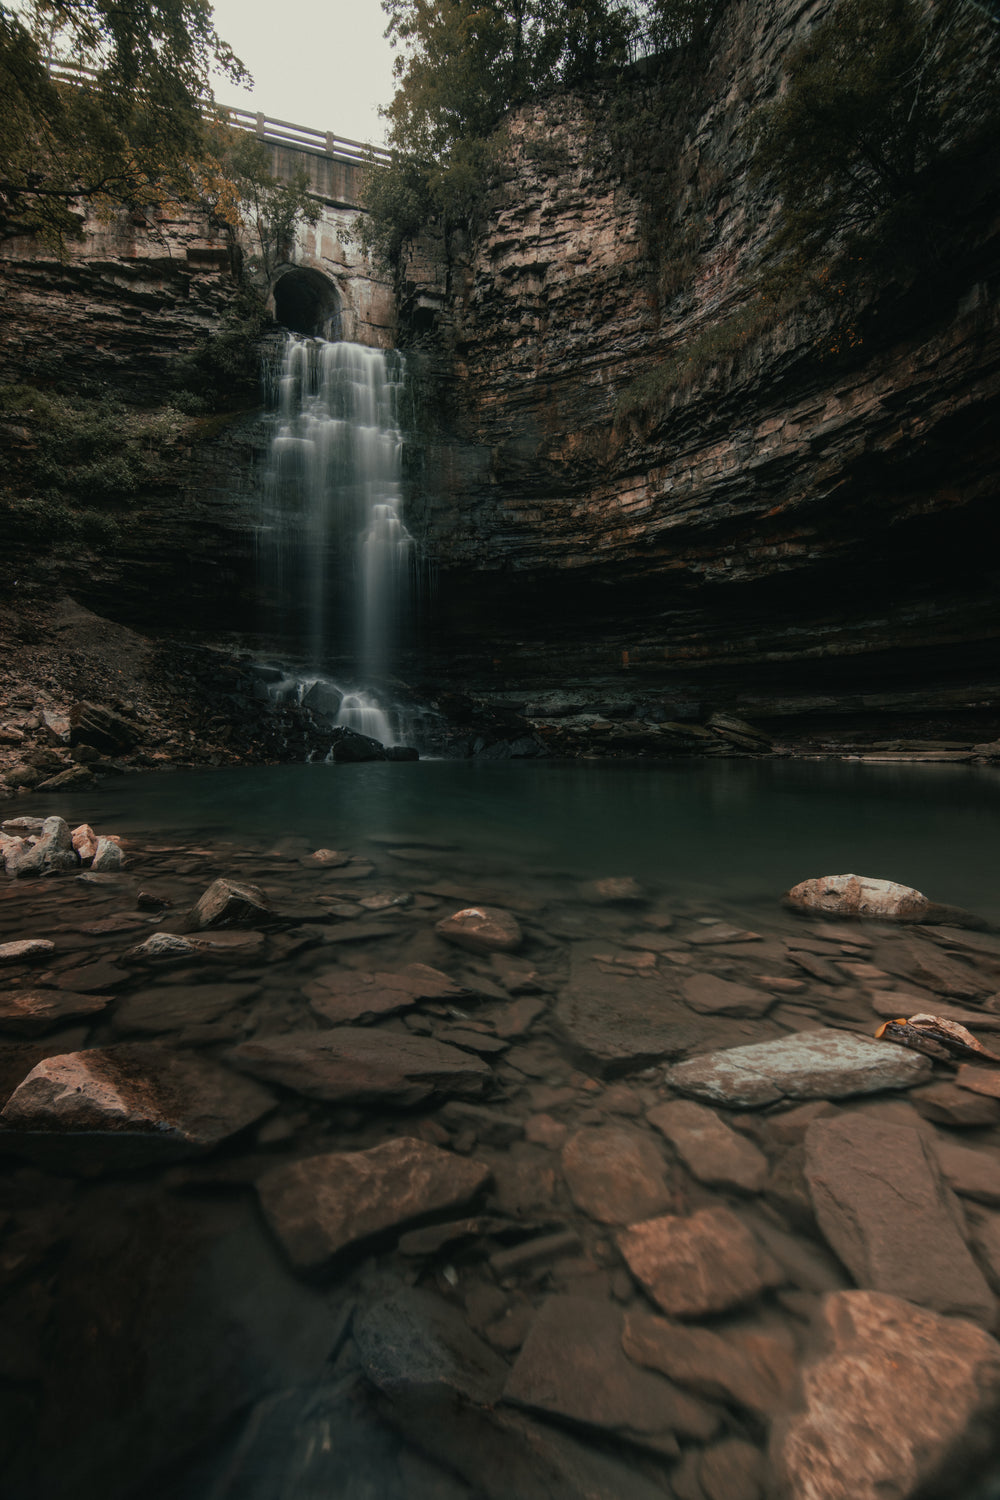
[126,930,264,963]
[69,700,141,756]
[804,1114,995,1322]
[327,726,387,762]
[617,1206,783,1319]
[229,1028,491,1106]
[579,876,646,905]
[0,832,26,870]
[192,876,271,929]
[91,836,125,873]
[503,1295,717,1455]
[699,1437,765,1500]
[0,939,55,965]
[490,954,546,994]
[357,1285,506,1403]
[257,1139,492,1271]
[0,988,109,1036]
[775,1290,1000,1500]
[433,1025,508,1056]
[435,905,523,953]
[555,943,705,1075]
[933,1139,1000,1207]
[6,815,77,878]
[37,765,97,792]
[707,712,772,750]
[561,1125,671,1225]
[686,923,762,946]
[886,941,989,999]
[385,745,420,761]
[648,1098,768,1191]
[438,1100,525,1145]
[910,1080,1000,1127]
[1,817,44,837]
[305,963,465,1025]
[680,972,775,1018]
[113,982,258,1036]
[0,1045,275,1169]
[623,1307,796,1419]
[667,1028,931,1109]
[784,873,981,927]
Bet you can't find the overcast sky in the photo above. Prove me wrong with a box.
[208,0,397,146]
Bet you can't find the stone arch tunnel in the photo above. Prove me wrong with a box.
[272,266,342,339]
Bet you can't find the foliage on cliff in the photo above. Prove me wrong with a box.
[362,0,715,265]
[0,0,246,247]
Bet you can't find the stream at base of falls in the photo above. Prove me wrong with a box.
[3,760,1000,1499]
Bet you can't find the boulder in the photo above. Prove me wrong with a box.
[229,1028,491,1106]
[257,1138,492,1271]
[775,1290,1000,1500]
[435,905,523,953]
[667,1028,931,1109]
[91,836,125,873]
[560,1125,672,1225]
[0,989,110,1035]
[0,939,56,965]
[648,1098,768,1191]
[327,726,386,762]
[503,1295,717,1455]
[783,873,981,927]
[36,766,97,792]
[192,877,271,929]
[69,700,141,756]
[804,1114,995,1322]
[616,1206,783,1319]
[0,1045,274,1169]
[6,816,78,878]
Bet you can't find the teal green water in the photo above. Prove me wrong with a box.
[22,757,1000,921]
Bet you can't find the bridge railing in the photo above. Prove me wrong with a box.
[43,56,389,169]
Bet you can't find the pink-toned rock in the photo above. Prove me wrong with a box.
[435,905,523,953]
[561,1125,671,1225]
[784,874,931,921]
[699,1437,765,1500]
[616,1206,783,1319]
[524,1113,568,1149]
[647,1098,768,1191]
[932,1138,1000,1207]
[304,962,464,1025]
[622,1307,796,1418]
[494,995,547,1038]
[680,972,774,1018]
[257,1137,492,1270]
[910,1080,1000,1127]
[71,823,99,862]
[804,1114,995,1323]
[229,1027,490,1106]
[775,1290,1000,1500]
[0,939,55,965]
[955,1063,1000,1100]
[502,1295,716,1455]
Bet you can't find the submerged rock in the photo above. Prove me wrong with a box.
[192,876,271,929]
[775,1291,1000,1500]
[647,1098,768,1192]
[258,1139,492,1270]
[804,1114,995,1323]
[357,1286,507,1403]
[666,1028,931,1108]
[435,905,523,953]
[560,1125,672,1225]
[623,1307,796,1419]
[0,988,110,1035]
[0,1045,275,1168]
[616,1206,783,1319]
[229,1027,491,1106]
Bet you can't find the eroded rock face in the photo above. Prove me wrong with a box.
[257,1139,492,1270]
[775,1291,1000,1500]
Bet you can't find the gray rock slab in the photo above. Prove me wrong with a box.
[257,1138,492,1270]
[503,1294,717,1454]
[667,1028,931,1108]
[229,1027,491,1106]
[648,1098,768,1191]
[775,1290,1000,1500]
[0,1044,275,1169]
[616,1206,784,1319]
[554,942,705,1075]
[804,1114,995,1322]
[356,1286,508,1404]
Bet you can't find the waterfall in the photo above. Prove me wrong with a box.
[256,334,415,745]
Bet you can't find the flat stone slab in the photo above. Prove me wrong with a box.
[623,1307,795,1418]
[561,1125,671,1225]
[356,1286,507,1404]
[679,972,774,1018]
[0,988,110,1036]
[435,906,523,953]
[777,1291,1000,1500]
[0,1045,274,1169]
[503,1295,716,1455]
[805,1114,995,1323]
[0,940,56,966]
[126,931,265,963]
[229,1027,491,1106]
[304,963,465,1025]
[667,1028,931,1108]
[616,1206,783,1319]
[112,983,259,1035]
[647,1099,768,1191]
[257,1138,492,1270]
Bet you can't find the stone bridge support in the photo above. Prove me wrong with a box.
[266,201,394,349]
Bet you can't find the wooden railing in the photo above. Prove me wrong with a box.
[43,57,389,169]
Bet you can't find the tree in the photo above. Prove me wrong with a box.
[0,0,247,246]
[194,121,321,282]
[750,0,1000,289]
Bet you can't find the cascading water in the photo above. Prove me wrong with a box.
[256,334,416,746]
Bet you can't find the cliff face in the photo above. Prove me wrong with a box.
[398,0,1000,725]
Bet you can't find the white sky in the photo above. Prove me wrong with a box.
[207,0,397,146]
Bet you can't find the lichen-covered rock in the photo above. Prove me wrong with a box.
[775,1291,1000,1500]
